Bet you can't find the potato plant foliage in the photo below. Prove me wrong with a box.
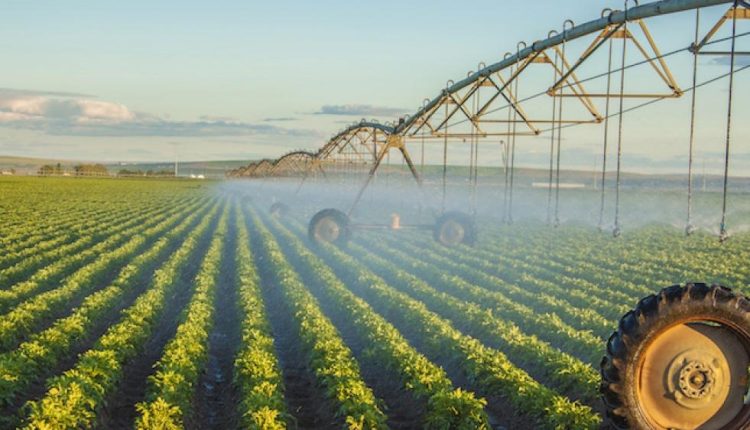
[0,176,747,429]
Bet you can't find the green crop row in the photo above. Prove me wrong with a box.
[0,198,211,417]
[264,214,492,430]
[0,179,197,257]
[345,240,600,404]
[309,234,600,430]
[0,199,190,288]
[394,232,619,334]
[0,199,155,271]
[251,209,388,429]
[135,204,229,428]
[479,225,747,298]
[0,205,115,257]
[232,206,287,429]
[20,202,221,429]
[359,232,603,364]
[0,201,201,351]
[0,198,198,315]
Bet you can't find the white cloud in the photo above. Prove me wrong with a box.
[0,92,136,125]
[314,104,407,117]
[0,111,38,122]
[0,88,94,98]
[0,88,318,138]
[263,117,298,122]
[77,100,135,121]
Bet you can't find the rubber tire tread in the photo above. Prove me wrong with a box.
[308,208,350,246]
[600,283,750,429]
[433,211,477,246]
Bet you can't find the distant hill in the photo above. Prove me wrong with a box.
[108,160,252,178]
[1,155,748,191]
[0,156,252,178]
[0,156,81,171]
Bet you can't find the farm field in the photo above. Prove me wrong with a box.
[0,176,749,429]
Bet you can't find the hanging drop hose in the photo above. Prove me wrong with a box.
[420,134,425,177]
[467,136,473,184]
[599,36,615,231]
[475,95,480,187]
[475,135,479,199]
[508,44,524,225]
[719,1,738,243]
[547,39,559,225]
[476,83,481,189]
[686,8,701,236]
[467,137,474,212]
[468,89,474,199]
[613,1,630,238]
[468,94,475,213]
[508,137,516,224]
[474,139,479,208]
[502,63,514,223]
[471,92,480,215]
[554,25,571,228]
[442,103,448,212]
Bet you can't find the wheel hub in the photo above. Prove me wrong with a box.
[637,322,750,429]
[439,220,464,245]
[667,353,723,409]
[677,360,715,400]
[314,218,340,242]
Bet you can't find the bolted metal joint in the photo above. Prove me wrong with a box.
[678,360,716,400]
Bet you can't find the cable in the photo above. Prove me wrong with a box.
[719,1,739,243]
[547,48,559,224]
[471,92,479,214]
[502,64,514,222]
[613,0,630,238]
[686,8,701,236]
[508,51,522,225]
[420,133,425,176]
[598,37,614,230]
[554,37,568,228]
[442,103,448,212]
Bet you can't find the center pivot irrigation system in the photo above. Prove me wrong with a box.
[231,0,748,248]
[229,1,750,428]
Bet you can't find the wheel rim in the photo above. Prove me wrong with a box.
[313,217,341,242]
[439,220,465,246]
[636,321,750,429]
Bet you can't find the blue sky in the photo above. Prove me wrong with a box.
[0,0,747,174]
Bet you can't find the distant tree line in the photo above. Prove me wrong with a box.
[74,164,109,176]
[117,168,175,177]
[37,163,65,176]
[38,163,110,177]
[35,163,177,178]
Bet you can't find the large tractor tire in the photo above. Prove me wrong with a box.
[269,202,289,217]
[308,208,350,246]
[601,283,750,429]
[433,211,476,247]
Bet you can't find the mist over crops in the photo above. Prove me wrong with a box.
[221,169,750,238]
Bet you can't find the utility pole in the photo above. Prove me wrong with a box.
[170,142,180,178]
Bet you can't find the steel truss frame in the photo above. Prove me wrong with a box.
[232,0,743,225]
